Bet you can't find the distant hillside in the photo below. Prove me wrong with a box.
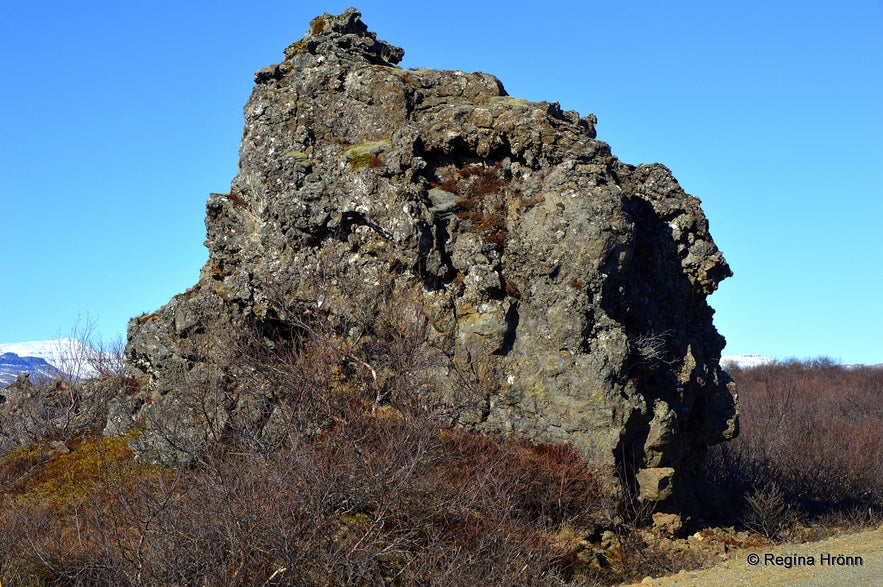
[0,352,61,387]
[0,339,96,387]
[721,354,881,370]
[720,354,775,369]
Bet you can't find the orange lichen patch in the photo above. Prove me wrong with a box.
[225,191,247,206]
[137,312,158,324]
[433,162,513,250]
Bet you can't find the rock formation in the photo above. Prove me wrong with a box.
[125,8,737,518]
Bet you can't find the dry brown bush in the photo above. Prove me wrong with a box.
[0,416,612,584]
[0,282,624,585]
[0,315,133,458]
[706,359,883,538]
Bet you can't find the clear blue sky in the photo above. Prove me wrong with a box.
[2,1,881,364]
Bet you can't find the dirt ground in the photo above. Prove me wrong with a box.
[621,525,883,586]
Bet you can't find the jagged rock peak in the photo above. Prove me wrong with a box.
[256,9,404,83]
[289,8,403,64]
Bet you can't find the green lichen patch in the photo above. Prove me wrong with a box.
[284,39,309,60]
[309,15,329,36]
[285,149,310,161]
[285,149,313,171]
[344,139,392,170]
[490,95,532,107]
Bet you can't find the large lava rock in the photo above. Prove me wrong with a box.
[125,9,737,517]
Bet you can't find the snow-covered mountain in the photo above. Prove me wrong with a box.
[0,352,62,387]
[0,339,98,388]
[720,354,776,369]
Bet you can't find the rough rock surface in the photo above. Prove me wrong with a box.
[124,9,737,517]
[0,373,127,454]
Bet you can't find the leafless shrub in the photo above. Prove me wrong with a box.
[1,377,615,584]
[0,506,28,577]
[741,481,795,541]
[628,330,673,371]
[0,313,134,459]
[53,314,127,382]
[706,359,883,532]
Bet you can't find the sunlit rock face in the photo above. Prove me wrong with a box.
[126,8,737,518]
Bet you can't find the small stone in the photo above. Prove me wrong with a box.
[636,467,676,501]
[652,512,684,536]
[600,530,618,550]
[49,440,70,454]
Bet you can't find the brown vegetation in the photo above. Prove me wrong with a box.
[706,359,883,540]
[433,162,512,251]
[0,380,615,584]
[3,314,881,584]
[225,191,248,206]
[0,297,626,585]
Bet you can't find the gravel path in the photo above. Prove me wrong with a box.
[621,526,883,586]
